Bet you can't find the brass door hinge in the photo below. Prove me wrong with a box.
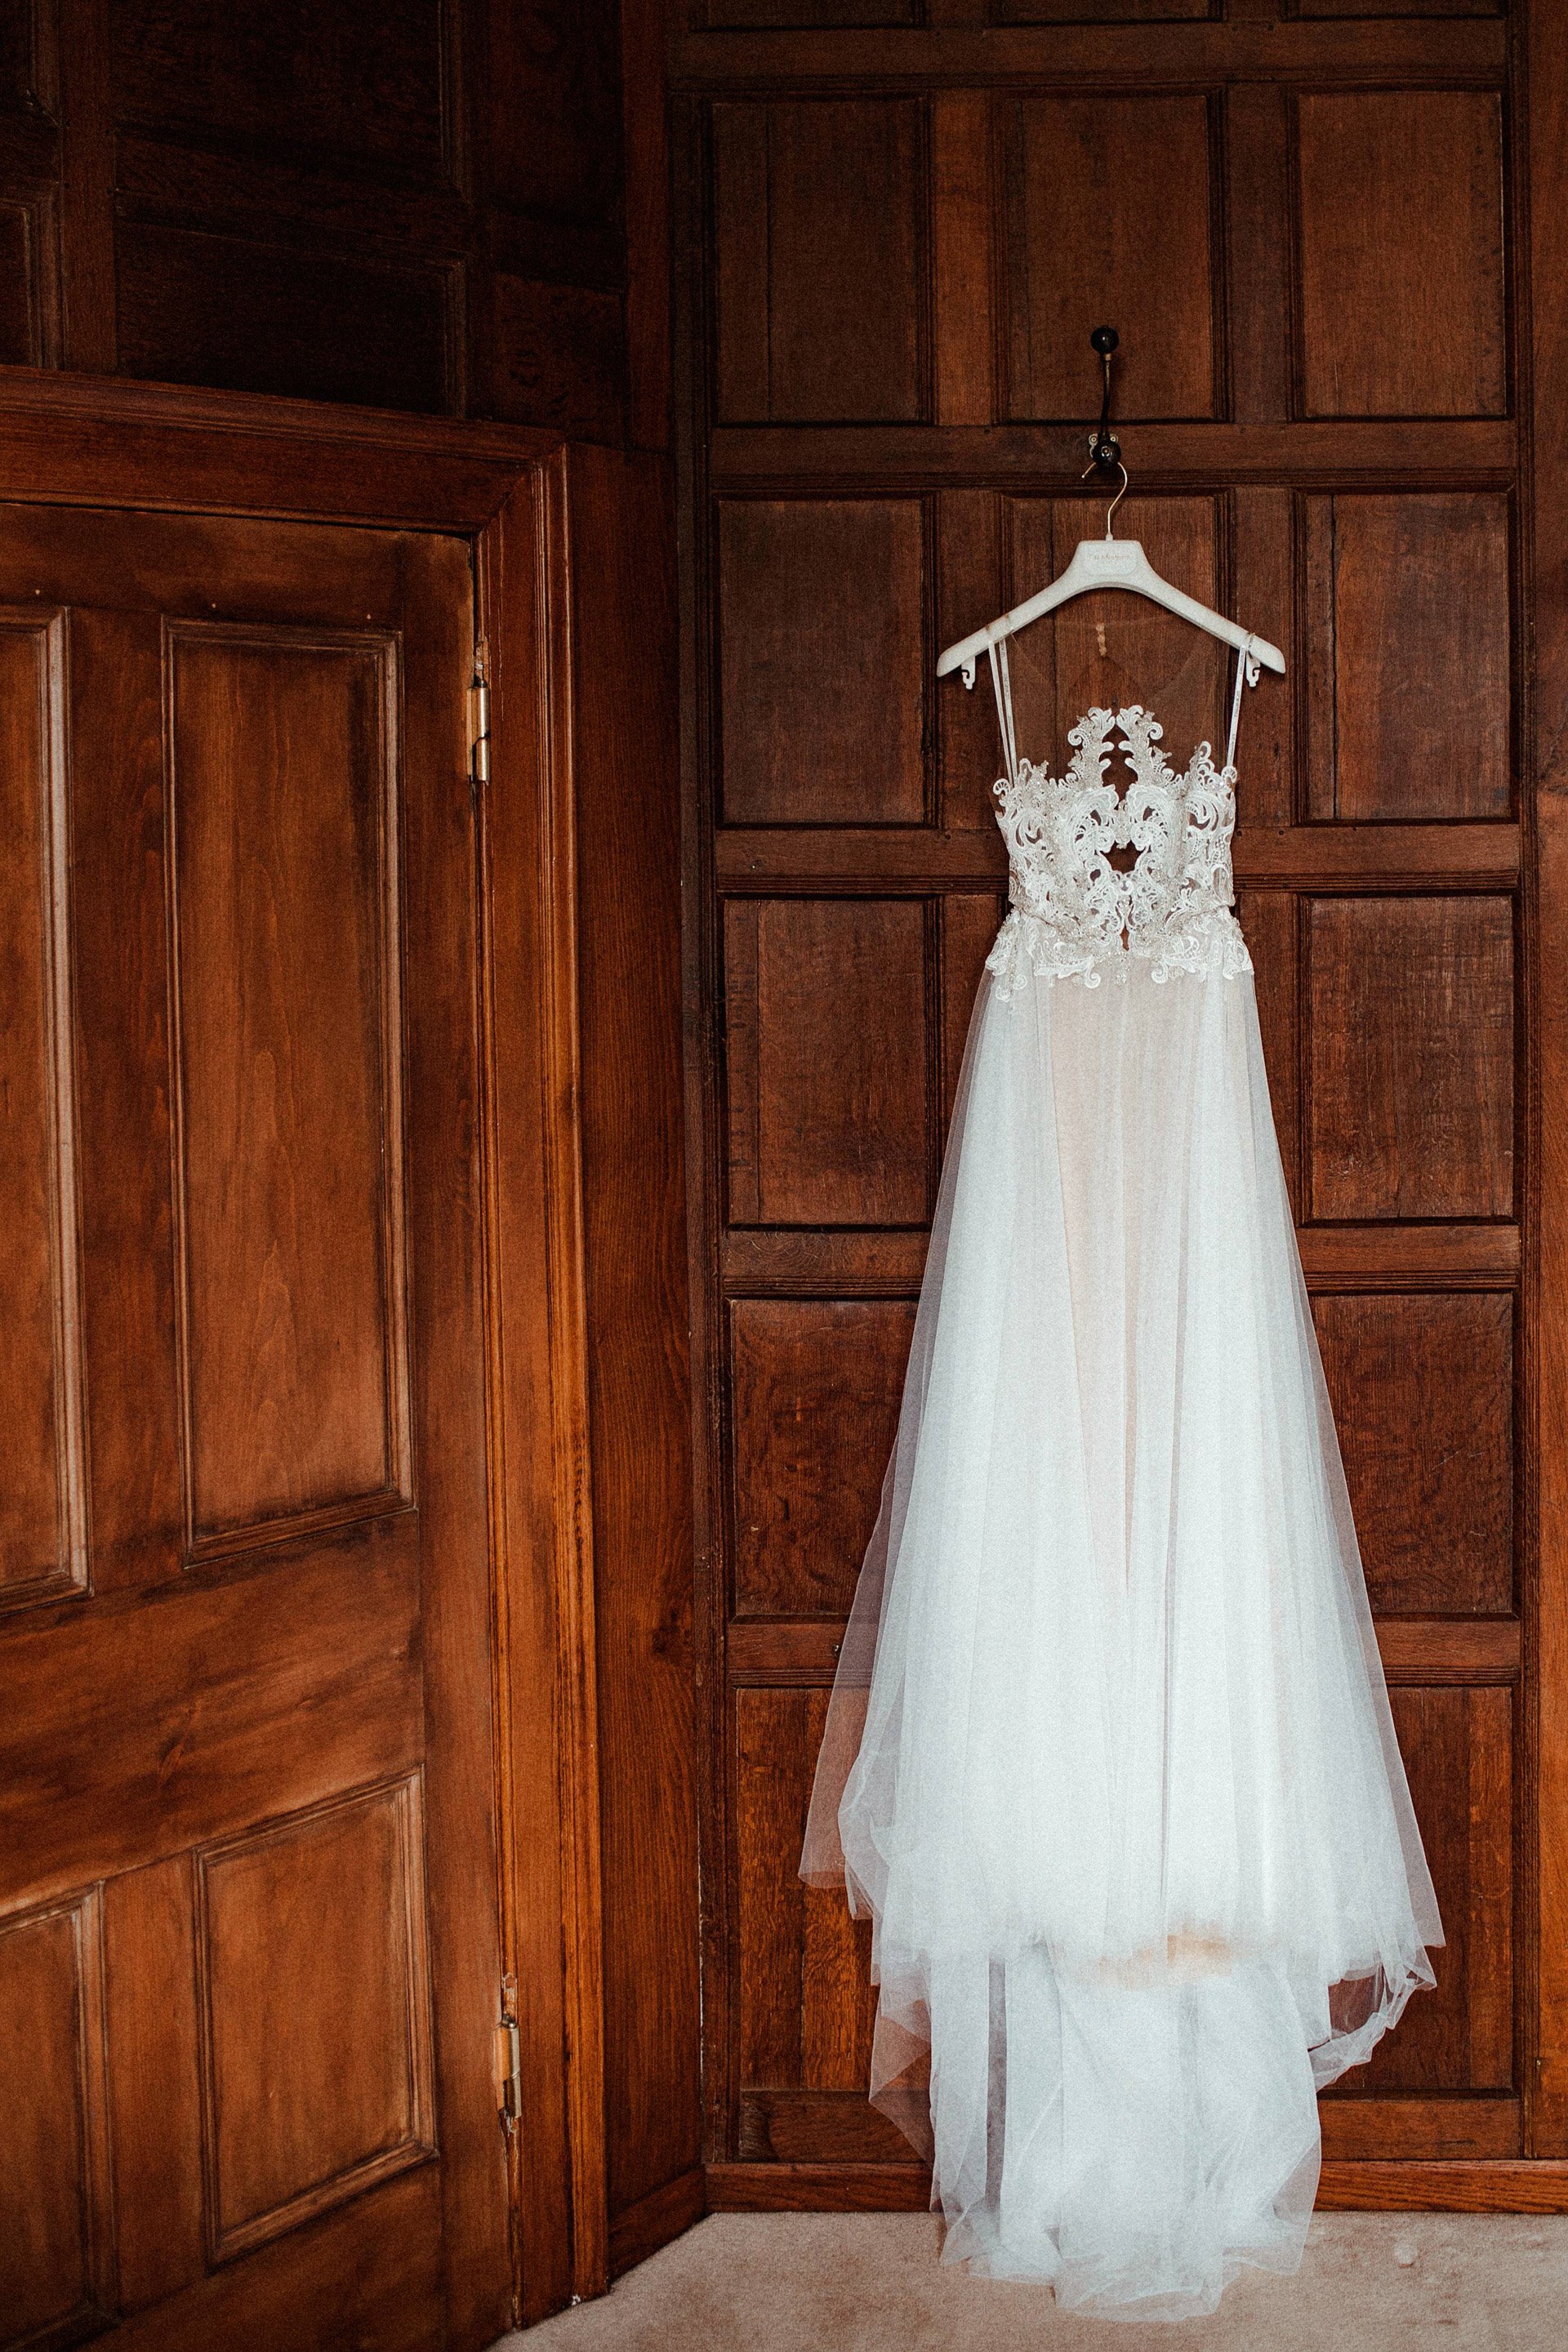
[496,1974,521,2135]
[469,637,492,789]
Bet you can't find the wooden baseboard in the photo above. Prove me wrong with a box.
[1316,2162,1568,2213]
[706,2163,930,2213]
[609,2167,708,2278]
[706,2158,1568,2217]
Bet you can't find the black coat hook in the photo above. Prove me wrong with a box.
[1087,326,1120,474]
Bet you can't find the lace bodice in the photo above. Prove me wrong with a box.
[987,705,1252,997]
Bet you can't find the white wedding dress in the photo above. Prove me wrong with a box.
[800,639,1442,2321]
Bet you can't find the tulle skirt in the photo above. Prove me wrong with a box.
[800,951,1442,2321]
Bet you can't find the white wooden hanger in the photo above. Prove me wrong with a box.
[936,461,1286,689]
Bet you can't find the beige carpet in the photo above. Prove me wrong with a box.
[493,2211,1568,2350]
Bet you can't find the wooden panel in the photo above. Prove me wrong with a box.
[0,1530,421,1912]
[740,2087,910,2164]
[932,94,994,429]
[104,1855,206,2314]
[0,198,48,367]
[481,0,623,237]
[735,1689,873,2089]
[712,100,924,424]
[0,614,85,1613]
[1307,896,1513,1221]
[724,898,930,1227]
[1298,0,1500,17]
[0,1887,113,2347]
[1002,94,1216,422]
[564,451,701,2229]
[106,2168,443,2352]
[0,0,39,107]
[718,500,925,826]
[198,1776,434,2262]
[108,0,448,176]
[1303,494,1511,820]
[491,275,626,443]
[996,0,1209,15]
[730,1298,915,1616]
[167,626,408,1552]
[1296,91,1506,418]
[704,2,916,23]
[935,492,1003,829]
[1314,1293,1513,1617]
[1001,495,1225,774]
[1535,0,1568,2163]
[115,221,453,412]
[1343,1686,1513,2094]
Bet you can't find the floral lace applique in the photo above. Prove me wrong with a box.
[986,705,1252,998]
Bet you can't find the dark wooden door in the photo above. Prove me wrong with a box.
[0,501,508,2346]
[678,2,1566,2208]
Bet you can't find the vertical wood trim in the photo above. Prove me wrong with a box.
[480,458,612,2319]
[675,86,733,2173]
[1225,84,1290,427]
[537,448,610,2296]
[932,92,993,430]
[55,0,115,374]
[1529,0,1568,2156]
[622,0,673,452]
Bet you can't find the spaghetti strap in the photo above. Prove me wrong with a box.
[1225,633,1258,773]
[987,637,1020,788]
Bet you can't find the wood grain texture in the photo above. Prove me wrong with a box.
[105,2168,445,2352]
[475,470,579,2322]
[1001,93,1215,422]
[103,1855,206,2314]
[1348,1686,1513,2096]
[565,448,702,2234]
[1303,493,1512,821]
[935,492,1004,830]
[706,2159,1568,2217]
[0,478,514,2349]
[0,611,84,1613]
[736,1690,874,2091]
[196,1778,434,2262]
[1295,90,1507,419]
[1307,896,1514,1221]
[11,0,638,433]
[1314,1292,1513,1615]
[0,1886,114,2345]
[1530,0,1568,2158]
[608,2167,706,2283]
[730,1298,915,1615]
[165,625,409,1554]
[725,898,931,1227]
[932,92,993,429]
[710,418,1518,488]
[711,97,924,426]
[718,498,926,825]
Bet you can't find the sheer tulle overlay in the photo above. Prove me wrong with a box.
[801,765,1441,2316]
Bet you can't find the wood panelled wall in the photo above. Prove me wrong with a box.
[674,0,1568,2210]
[0,0,670,443]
